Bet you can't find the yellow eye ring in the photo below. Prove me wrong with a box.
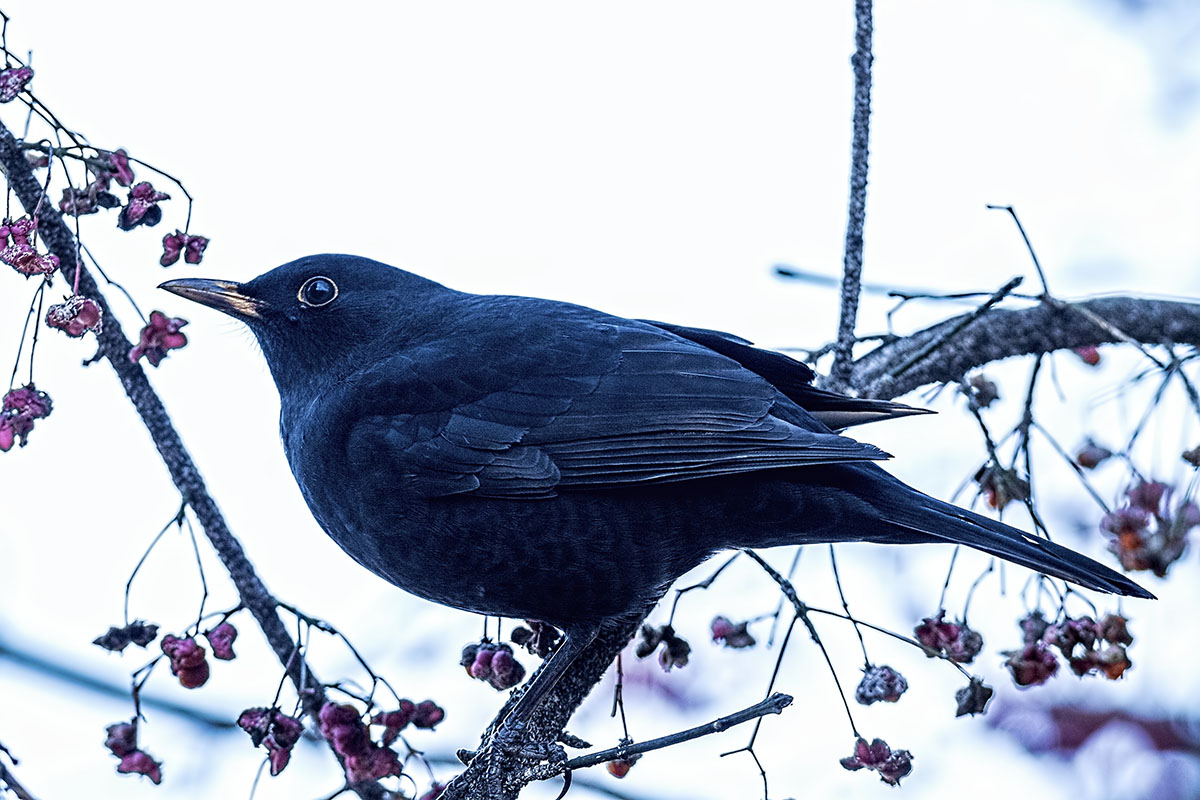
[298,275,338,307]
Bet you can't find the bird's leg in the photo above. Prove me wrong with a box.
[486,623,600,755]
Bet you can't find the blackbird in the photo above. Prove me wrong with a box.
[162,255,1150,743]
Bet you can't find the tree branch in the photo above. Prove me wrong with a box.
[829,0,875,391]
[851,296,1200,400]
[561,693,792,772]
[0,122,387,799]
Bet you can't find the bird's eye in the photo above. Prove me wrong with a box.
[298,276,338,308]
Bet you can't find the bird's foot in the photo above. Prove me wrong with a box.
[486,719,568,764]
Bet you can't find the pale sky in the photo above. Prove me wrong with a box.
[1,2,1198,799]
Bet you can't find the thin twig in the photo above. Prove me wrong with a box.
[986,205,1051,296]
[888,276,1024,379]
[561,694,792,772]
[741,549,860,737]
[829,0,874,391]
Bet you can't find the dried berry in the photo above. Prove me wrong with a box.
[205,622,238,660]
[161,635,210,688]
[1,384,52,451]
[839,737,913,786]
[1004,641,1059,687]
[606,751,642,778]
[1075,439,1113,470]
[975,464,1030,510]
[116,750,162,784]
[855,665,908,705]
[129,311,188,366]
[635,624,691,671]
[93,620,159,652]
[1101,483,1193,577]
[160,230,210,266]
[964,373,999,408]
[510,620,561,658]
[238,707,303,776]
[460,641,526,690]
[105,149,135,187]
[954,678,993,717]
[104,721,138,757]
[46,294,103,337]
[0,216,58,277]
[914,611,982,664]
[0,66,33,102]
[1184,445,1200,468]
[1074,345,1101,366]
[117,181,169,230]
[710,615,756,649]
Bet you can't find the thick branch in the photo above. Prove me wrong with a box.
[0,123,387,797]
[851,295,1200,400]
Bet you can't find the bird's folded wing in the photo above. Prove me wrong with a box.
[343,320,888,499]
[641,319,932,429]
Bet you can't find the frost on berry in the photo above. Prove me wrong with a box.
[510,620,561,658]
[117,181,170,230]
[1101,481,1194,577]
[1,384,52,451]
[46,295,103,337]
[855,665,908,705]
[710,615,756,649]
[129,311,188,366]
[93,620,159,652]
[839,737,913,786]
[161,634,210,688]
[974,464,1030,510]
[954,678,994,717]
[204,622,238,660]
[160,230,210,266]
[238,707,303,776]
[0,66,33,102]
[914,611,982,664]
[635,623,691,672]
[1,216,59,277]
[459,641,526,690]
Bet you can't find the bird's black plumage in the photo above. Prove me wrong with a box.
[161,254,1150,742]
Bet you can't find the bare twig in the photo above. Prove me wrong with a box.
[888,276,1024,379]
[561,694,792,773]
[829,0,875,391]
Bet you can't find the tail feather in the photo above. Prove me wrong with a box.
[891,496,1154,599]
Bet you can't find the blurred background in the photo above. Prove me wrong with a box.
[1,1,1199,798]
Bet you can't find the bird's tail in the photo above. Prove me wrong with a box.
[886,492,1154,599]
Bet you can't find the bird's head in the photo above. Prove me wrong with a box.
[160,254,448,391]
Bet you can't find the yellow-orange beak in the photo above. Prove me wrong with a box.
[159,278,263,319]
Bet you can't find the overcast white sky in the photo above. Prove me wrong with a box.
[1,2,1199,799]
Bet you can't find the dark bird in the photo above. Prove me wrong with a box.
[161,255,1151,744]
